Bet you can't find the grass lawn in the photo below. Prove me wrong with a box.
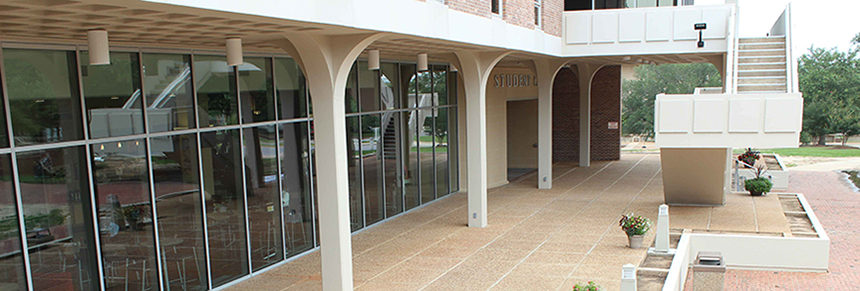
[735,146,860,157]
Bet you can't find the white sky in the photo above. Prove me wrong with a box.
[697,0,860,52]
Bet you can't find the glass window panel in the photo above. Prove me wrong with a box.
[416,70,433,108]
[435,109,449,198]
[361,114,383,225]
[274,58,307,120]
[381,112,402,217]
[80,52,143,139]
[150,133,207,291]
[346,116,363,231]
[345,64,358,114]
[239,58,275,124]
[243,125,282,270]
[0,73,7,148]
[380,63,398,110]
[309,121,319,246]
[279,122,313,256]
[420,110,435,204]
[403,110,419,210]
[358,61,380,112]
[449,71,458,105]
[91,139,158,291]
[142,53,195,133]
[448,107,459,193]
[433,65,448,106]
[0,155,25,290]
[3,49,84,146]
[19,146,98,291]
[194,55,238,127]
[399,64,417,109]
[200,129,247,286]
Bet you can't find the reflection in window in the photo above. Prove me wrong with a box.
[239,58,275,124]
[81,52,144,139]
[448,108,460,193]
[420,109,435,204]
[274,58,307,120]
[346,117,363,230]
[0,155,25,290]
[143,54,195,133]
[433,65,448,106]
[399,64,417,109]
[358,61,380,112]
[3,49,84,146]
[381,112,402,217]
[361,114,383,224]
[91,139,158,291]
[279,122,313,255]
[200,130,248,286]
[151,134,207,290]
[195,55,238,127]
[380,63,399,110]
[435,109,450,198]
[18,147,98,291]
[404,110,420,210]
[243,125,282,270]
[345,64,358,114]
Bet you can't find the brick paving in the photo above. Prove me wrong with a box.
[724,170,860,290]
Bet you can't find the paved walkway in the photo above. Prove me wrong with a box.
[724,170,860,290]
[224,154,789,291]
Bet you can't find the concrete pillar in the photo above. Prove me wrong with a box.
[576,63,601,168]
[273,32,382,291]
[531,59,569,189]
[621,263,637,291]
[655,204,670,253]
[453,51,511,227]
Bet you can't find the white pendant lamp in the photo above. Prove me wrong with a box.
[417,53,428,72]
[226,37,244,67]
[87,29,110,66]
[368,50,380,70]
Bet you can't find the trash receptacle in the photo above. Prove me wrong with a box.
[692,251,725,291]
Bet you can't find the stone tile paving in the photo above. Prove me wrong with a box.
[723,170,860,290]
[224,154,789,291]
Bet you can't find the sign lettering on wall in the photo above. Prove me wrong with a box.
[493,74,537,88]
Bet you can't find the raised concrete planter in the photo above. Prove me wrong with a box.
[737,154,789,191]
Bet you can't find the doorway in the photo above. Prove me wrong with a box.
[506,99,539,181]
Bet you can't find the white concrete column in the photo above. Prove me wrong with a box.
[621,263,637,291]
[531,59,568,189]
[655,204,670,253]
[274,32,382,291]
[454,51,511,228]
[576,63,601,168]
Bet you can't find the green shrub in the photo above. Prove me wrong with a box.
[573,281,601,291]
[744,177,773,193]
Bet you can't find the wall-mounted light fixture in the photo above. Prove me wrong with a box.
[87,29,110,65]
[226,37,243,66]
[694,23,707,48]
[368,50,380,70]
[417,53,428,72]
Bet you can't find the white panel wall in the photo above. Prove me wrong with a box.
[562,5,735,57]
[655,93,803,148]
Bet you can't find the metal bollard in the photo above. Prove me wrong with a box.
[692,251,726,291]
[620,263,637,291]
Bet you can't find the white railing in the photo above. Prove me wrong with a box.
[768,3,798,93]
[562,4,735,56]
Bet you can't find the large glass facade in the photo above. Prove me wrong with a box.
[0,46,458,290]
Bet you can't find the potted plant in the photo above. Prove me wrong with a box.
[122,205,148,231]
[744,164,773,196]
[737,148,760,168]
[572,281,602,291]
[619,213,651,249]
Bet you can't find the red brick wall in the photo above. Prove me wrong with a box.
[590,66,621,161]
[552,65,621,162]
[444,0,563,37]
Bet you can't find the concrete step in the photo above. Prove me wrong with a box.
[738,49,785,57]
[738,62,786,70]
[738,84,787,92]
[739,42,786,50]
[738,69,786,77]
[739,36,786,44]
[738,56,786,64]
[738,76,787,85]
[739,90,788,94]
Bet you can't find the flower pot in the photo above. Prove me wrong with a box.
[749,191,764,196]
[627,234,644,249]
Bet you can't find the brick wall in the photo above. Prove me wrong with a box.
[590,65,621,161]
[444,0,563,37]
[552,65,621,162]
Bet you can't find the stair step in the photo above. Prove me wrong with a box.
[739,43,786,50]
[739,90,788,94]
[738,56,786,64]
[738,49,785,57]
[738,84,787,92]
[738,77,787,85]
[738,63,786,70]
[738,70,786,77]
[739,36,786,44]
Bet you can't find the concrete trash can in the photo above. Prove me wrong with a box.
[692,251,725,291]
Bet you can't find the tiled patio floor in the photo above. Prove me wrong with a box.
[225,154,790,291]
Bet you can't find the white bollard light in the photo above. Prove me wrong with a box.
[655,204,670,253]
[621,263,637,291]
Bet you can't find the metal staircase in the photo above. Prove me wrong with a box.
[736,36,789,94]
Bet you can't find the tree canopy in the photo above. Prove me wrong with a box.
[621,63,722,138]
[798,41,860,144]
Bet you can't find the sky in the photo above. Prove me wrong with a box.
[697,0,860,52]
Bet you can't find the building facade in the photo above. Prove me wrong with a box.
[0,0,799,290]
